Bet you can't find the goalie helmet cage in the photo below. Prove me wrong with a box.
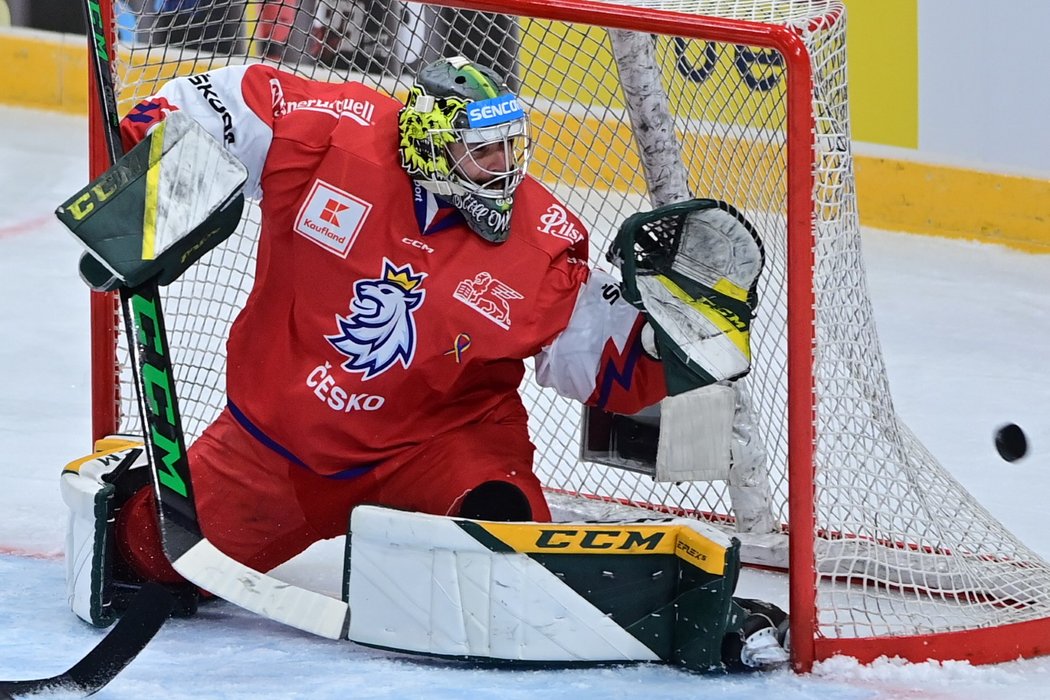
[85,0,1050,672]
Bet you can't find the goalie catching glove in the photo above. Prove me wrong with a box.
[55,110,247,291]
[608,199,764,394]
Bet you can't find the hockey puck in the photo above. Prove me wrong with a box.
[994,423,1028,462]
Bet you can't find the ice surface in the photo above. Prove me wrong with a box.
[2,105,1049,698]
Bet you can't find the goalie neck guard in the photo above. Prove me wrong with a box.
[398,56,531,244]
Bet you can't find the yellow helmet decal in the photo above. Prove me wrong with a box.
[398,87,469,178]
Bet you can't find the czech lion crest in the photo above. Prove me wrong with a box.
[326,259,427,379]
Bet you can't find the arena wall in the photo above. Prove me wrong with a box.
[1,16,1046,253]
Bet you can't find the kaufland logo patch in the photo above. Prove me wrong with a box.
[294,180,371,257]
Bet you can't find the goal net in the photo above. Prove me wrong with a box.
[86,0,1050,670]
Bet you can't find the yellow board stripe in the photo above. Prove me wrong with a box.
[0,29,89,114]
[473,521,727,576]
[2,29,1046,253]
[141,120,166,260]
[855,156,1050,253]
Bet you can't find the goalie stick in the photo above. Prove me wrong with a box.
[608,29,691,211]
[80,0,348,642]
[0,583,173,698]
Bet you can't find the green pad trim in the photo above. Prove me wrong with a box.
[457,519,744,673]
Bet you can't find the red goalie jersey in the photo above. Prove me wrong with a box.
[119,64,667,480]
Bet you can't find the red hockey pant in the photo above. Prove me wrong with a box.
[116,408,551,583]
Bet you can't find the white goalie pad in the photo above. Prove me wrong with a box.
[60,436,147,626]
[347,508,657,662]
[346,506,742,670]
[62,462,114,626]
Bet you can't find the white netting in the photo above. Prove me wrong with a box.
[95,0,1050,660]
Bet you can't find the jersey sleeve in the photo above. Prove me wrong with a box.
[534,267,668,415]
[118,64,277,199]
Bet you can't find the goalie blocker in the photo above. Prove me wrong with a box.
[55,110,247,292]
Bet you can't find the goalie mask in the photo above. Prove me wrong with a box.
[398,56,531,243]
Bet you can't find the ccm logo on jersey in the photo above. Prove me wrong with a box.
[402,237,434,254]
[453,272,523,330]
[294,180,371,257]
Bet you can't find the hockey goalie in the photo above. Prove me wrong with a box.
[57,55,787,672]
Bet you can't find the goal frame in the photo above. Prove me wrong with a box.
[87,0,821,668]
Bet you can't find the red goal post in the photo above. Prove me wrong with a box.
[84,0,1050,672]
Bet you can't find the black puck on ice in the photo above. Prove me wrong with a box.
[994,423,1028,462]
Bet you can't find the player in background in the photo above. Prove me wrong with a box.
[61,56,786,669]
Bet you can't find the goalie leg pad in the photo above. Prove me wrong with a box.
[346,506,749,672]
[61,437,148,627]
[62,437,198,626]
